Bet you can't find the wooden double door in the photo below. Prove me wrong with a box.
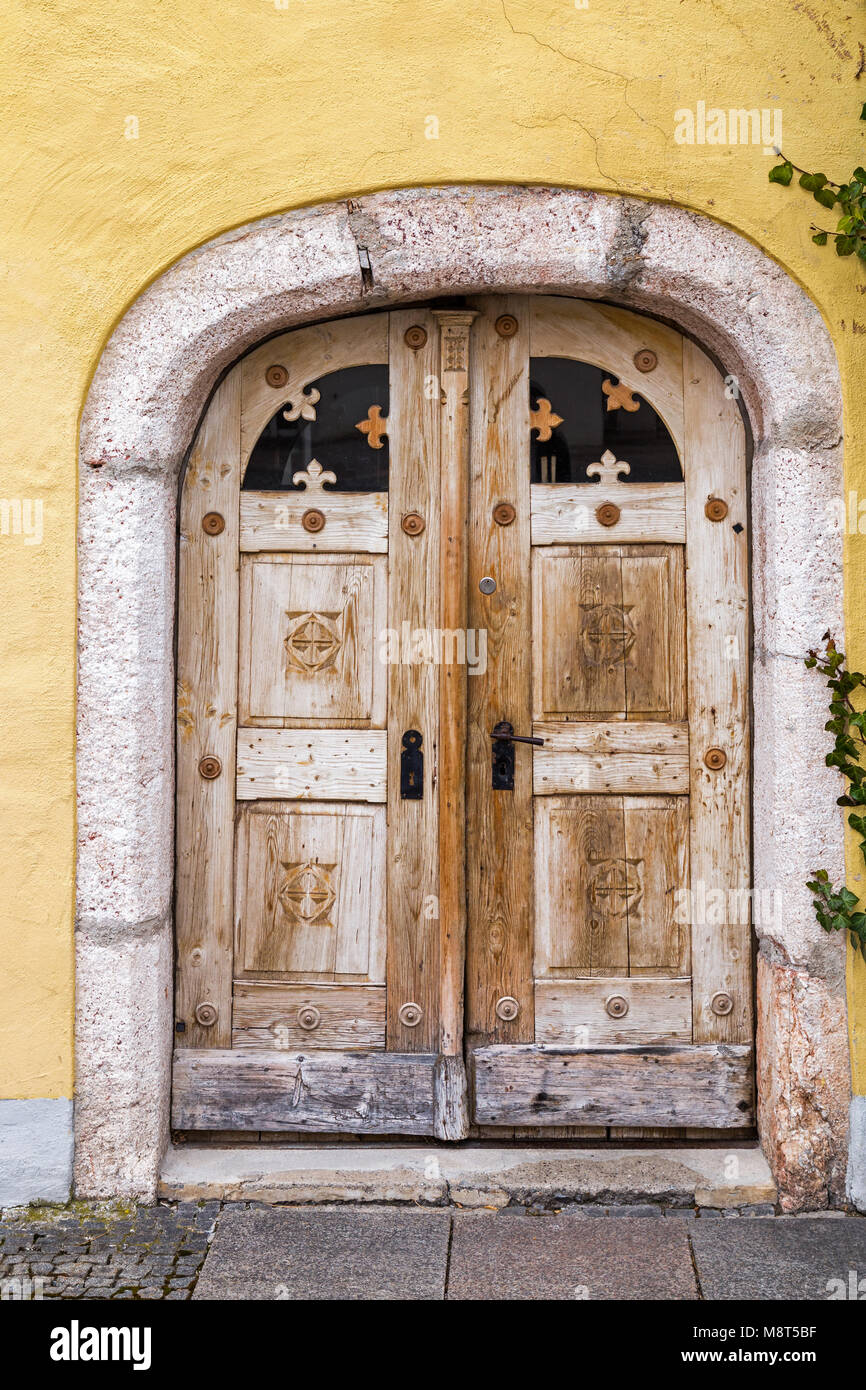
[172,296,753,1138]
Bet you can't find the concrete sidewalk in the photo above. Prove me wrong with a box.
[3,1201,866,1300]
[191,1206,866,1301]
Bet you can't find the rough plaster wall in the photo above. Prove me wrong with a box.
[76,186,850,1207]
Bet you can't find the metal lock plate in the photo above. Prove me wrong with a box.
[400,729,423,799]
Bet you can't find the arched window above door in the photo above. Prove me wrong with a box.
[529,358,682,485]
[243,364,390,492]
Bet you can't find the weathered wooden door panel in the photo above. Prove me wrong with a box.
[174,309,464,1134]
[234,802,386,981]
[464,296,753,1132]
[238,553,387,726]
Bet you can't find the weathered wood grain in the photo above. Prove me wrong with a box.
[232,983,386,1050]
[385,310,441,1052]
[472,1044,754,1127]
[175,374,241,1048]
[533,720,690,795]
[172,1049,438,1133]
[239,491,388,553]
[683,339,751,1045]
[239,554,387,727]
[433,309,475,1074]
[234,801,386,981]
[531,483,685,545]
[236,728,387,802]
[466,296,535,1043]
[534,794,689,980]
[535,978,692,1046]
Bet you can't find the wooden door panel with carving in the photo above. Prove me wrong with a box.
[467,297,753,1134]
[174,309,472,1136]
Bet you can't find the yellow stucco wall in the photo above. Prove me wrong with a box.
[2,0,864,1100]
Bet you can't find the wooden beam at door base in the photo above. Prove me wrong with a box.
[172,1049,439,1133]
[472,1044,754,1128]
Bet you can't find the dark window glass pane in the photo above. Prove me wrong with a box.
[244,364,389,491]
[529,358,682,484]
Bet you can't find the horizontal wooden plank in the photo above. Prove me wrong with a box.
[236,729,387,802]
[472,1044,754,1128]
[534,979,692,1046]
[532,721,689,794]
[239,492,388,553]
[232,983,386,1050]
[172,1049,437,1132]
[531,483,685,545]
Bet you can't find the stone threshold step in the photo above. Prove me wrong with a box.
[160,1144,776,1209]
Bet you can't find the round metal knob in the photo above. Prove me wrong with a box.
[302,508,326,533]
[265,364,289,388]
[605,994,629,1019]
[202,512,225,536]
[398,1002,423,1028]
[198,755,222,780]
[479,576,497,594]
[404,325,428,351]
[705,497,729,522]
[297,1005,321,1032]
[494,314,519,338]
[194,1002,218,1028]
[493,502,516,527]
[596,502,621,528]
[704,747,727,771]
[633,348,658,373]
[401,512,426,536]
[711,992,734,1017]
[495,996,520,1022]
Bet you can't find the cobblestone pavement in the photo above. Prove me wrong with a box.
[1,1200,864,1300]
[0,1201,221,1300]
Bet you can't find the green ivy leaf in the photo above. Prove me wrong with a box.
[836,235,856,256]
[800,172,828,191]
[814,187,838,209]
[769,161,794,186]
[812,231,829,246]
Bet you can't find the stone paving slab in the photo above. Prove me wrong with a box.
[192,1206,451,1301]
[690,1216,866,1300]
[446,1209,698,1300]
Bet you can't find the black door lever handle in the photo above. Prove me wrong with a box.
[490,722,544,790]
[490,721,545,747]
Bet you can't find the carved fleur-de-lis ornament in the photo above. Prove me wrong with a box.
[601,378,640,413]
[292,459,337,492]
[530,397,564,442]
[283,386,320,423]
[355,404,389,449]
[585,450,631,484]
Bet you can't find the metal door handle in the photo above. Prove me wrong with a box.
[490,721,544,746]
[490,722,544,790]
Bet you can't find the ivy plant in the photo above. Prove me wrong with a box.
[805,634,866,959]
[769,104,866,259]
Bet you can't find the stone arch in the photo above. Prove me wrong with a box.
[76,186,848,1208]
